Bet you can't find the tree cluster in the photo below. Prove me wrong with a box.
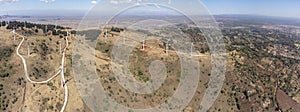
[0,21,6,27]
[5,21,71,36]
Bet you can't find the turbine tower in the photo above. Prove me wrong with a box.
[165,40,169,54]
[27,39,30,56]
[45,25,48,35]
[123,32,126,44]
[24,21,26,28]
[54,24,57,32]
[0,17,2,27]
[13,29,16,40]
[105,29,108,39]
[142,35,146,51]
[191,43,193,56]
[59,41,62,54]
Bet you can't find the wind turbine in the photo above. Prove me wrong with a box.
[24,21,26,28]
[191,43,193,56]
[135,0,140,5]
[104,22,109,39]
[142,35,146,51]
[165,40,169,54]
[45,25,48,35]
[54,19,58,32]
[27,39,30,56]
[105,29,108,39]
[59,41,62,54]
[0,17,2,27]
[13,29,16,40]
[297,32,300,41]
[123,32,126,44]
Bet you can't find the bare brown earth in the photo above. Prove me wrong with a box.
[276,89,300,111]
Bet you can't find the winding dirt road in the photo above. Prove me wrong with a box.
[14,31,69,112]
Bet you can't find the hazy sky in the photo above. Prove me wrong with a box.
[0,0,300,18]
[201,0,300,18]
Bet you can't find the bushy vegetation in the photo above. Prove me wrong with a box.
[0,47,14,78]
[4,21,72,36]
[0,47,13,59]
[40,42,49,59]
[0,21,6,27]
[111,27,124,33]
[7,21,66,30]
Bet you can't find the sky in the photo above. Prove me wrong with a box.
[201,0,300,18]
[0,0,300,18]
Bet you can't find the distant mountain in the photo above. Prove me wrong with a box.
[1,15,31,18]
[2,9,86,17]
[214,14,300,26]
